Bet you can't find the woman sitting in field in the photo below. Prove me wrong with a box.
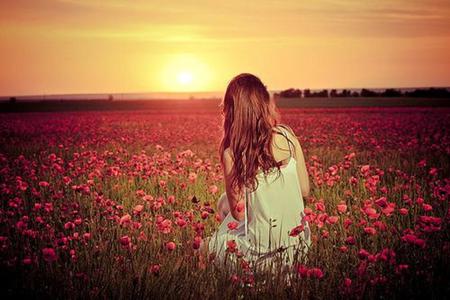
[200,73,312,271]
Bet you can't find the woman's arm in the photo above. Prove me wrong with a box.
[284,127,310,198]
[222,148,246,222]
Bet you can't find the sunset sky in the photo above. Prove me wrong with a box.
[0,0,449,96]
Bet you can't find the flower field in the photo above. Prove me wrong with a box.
[0,107,449,299]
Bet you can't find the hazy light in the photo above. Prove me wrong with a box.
[177,71,193,85]
[160,53,213,92]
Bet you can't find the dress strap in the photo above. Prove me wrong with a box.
[244,186,248,238]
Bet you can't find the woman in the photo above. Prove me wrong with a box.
[201,73,311,271]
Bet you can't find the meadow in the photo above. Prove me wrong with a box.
[0,106,449,299]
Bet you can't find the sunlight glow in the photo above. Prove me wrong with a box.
[160,54,213,92]
[177,71,193,85]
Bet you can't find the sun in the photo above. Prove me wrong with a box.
[177,71,193,85]
[160,54,212,92]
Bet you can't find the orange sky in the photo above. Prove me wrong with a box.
[0,0,449,95]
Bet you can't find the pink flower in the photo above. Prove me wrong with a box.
[327,216,339,224]
[119,214,131,225]
[402,234,426,248]
[304,207,313,215]
[64,222,75,230]
[358,249,370,260]
[83,232,91,241]
[381,203,396,217]
[315,202,325,212]
[399,208,409,215]
[42,247,57,263]
[136,190,146,197]
[149,264,160,275]
[344,278,352,287]
[201,211,209,219]
[345,236,356,245]
[167,195,176,204]
[422,203,433,212]
[339,246,348,253]
[429,168,438,176]
[289,224,305,237]
[226,240,237,253]
[175,217,187,228]
[166,241,176,251]
[209,185,219,195]
[364,227,377,235]
[296,264,308,278]
[364,207,380,219]
[374,197,387,208]
[193,236,202,250]
[188,172,197,183]
[360,165,370,174]
[157,219,172,234]
[119,235,131,247]
[39,181,49,187]
[133,205,144,214]
[337,202,347,213]
[307,267,324,279]
[227,221,238,230]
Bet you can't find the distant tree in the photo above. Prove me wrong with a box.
[381,88,402,97]
[360,89,379,97]
[108,94,114,101]
[9,97,17,104]
[336,89,351,97]
[330,89,337,97]
[278,88,302,98]
[315,89,328,97]
[351,91,360,97]
[343,89,351,97]
[404,87,450,98]
[303,89,311,98]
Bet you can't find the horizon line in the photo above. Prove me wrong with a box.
[1,85,450,99]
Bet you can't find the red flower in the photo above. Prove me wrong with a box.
[149,264,160,276]
[337,202,347,213]
[226,240,237,253]
[364,227,377,235]
[165,241,176,251]
[227,221,238,230]
[296,264,308,278]
[315,202,325,212]
[345,236,356,245]
[308,268,324,279]
[192,236,202,250]
[209,185,219,195]
[119,235,131,247]
[344,278,352,287]
[289,224,304,237]
[42,247,57,263]
[358,249,370,260]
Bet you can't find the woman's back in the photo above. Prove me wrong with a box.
[207,124,311,270]
[243,125,311,266]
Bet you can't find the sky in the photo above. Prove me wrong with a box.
[0,0,449,96]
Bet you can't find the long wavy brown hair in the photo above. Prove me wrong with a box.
[219,73,294,194]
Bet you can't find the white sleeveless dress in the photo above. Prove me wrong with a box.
[207,125,312,270]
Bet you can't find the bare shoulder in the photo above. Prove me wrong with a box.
[277,124,300,146]
[223,147,234,164]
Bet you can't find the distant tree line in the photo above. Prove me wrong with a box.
[274,87,450,98]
